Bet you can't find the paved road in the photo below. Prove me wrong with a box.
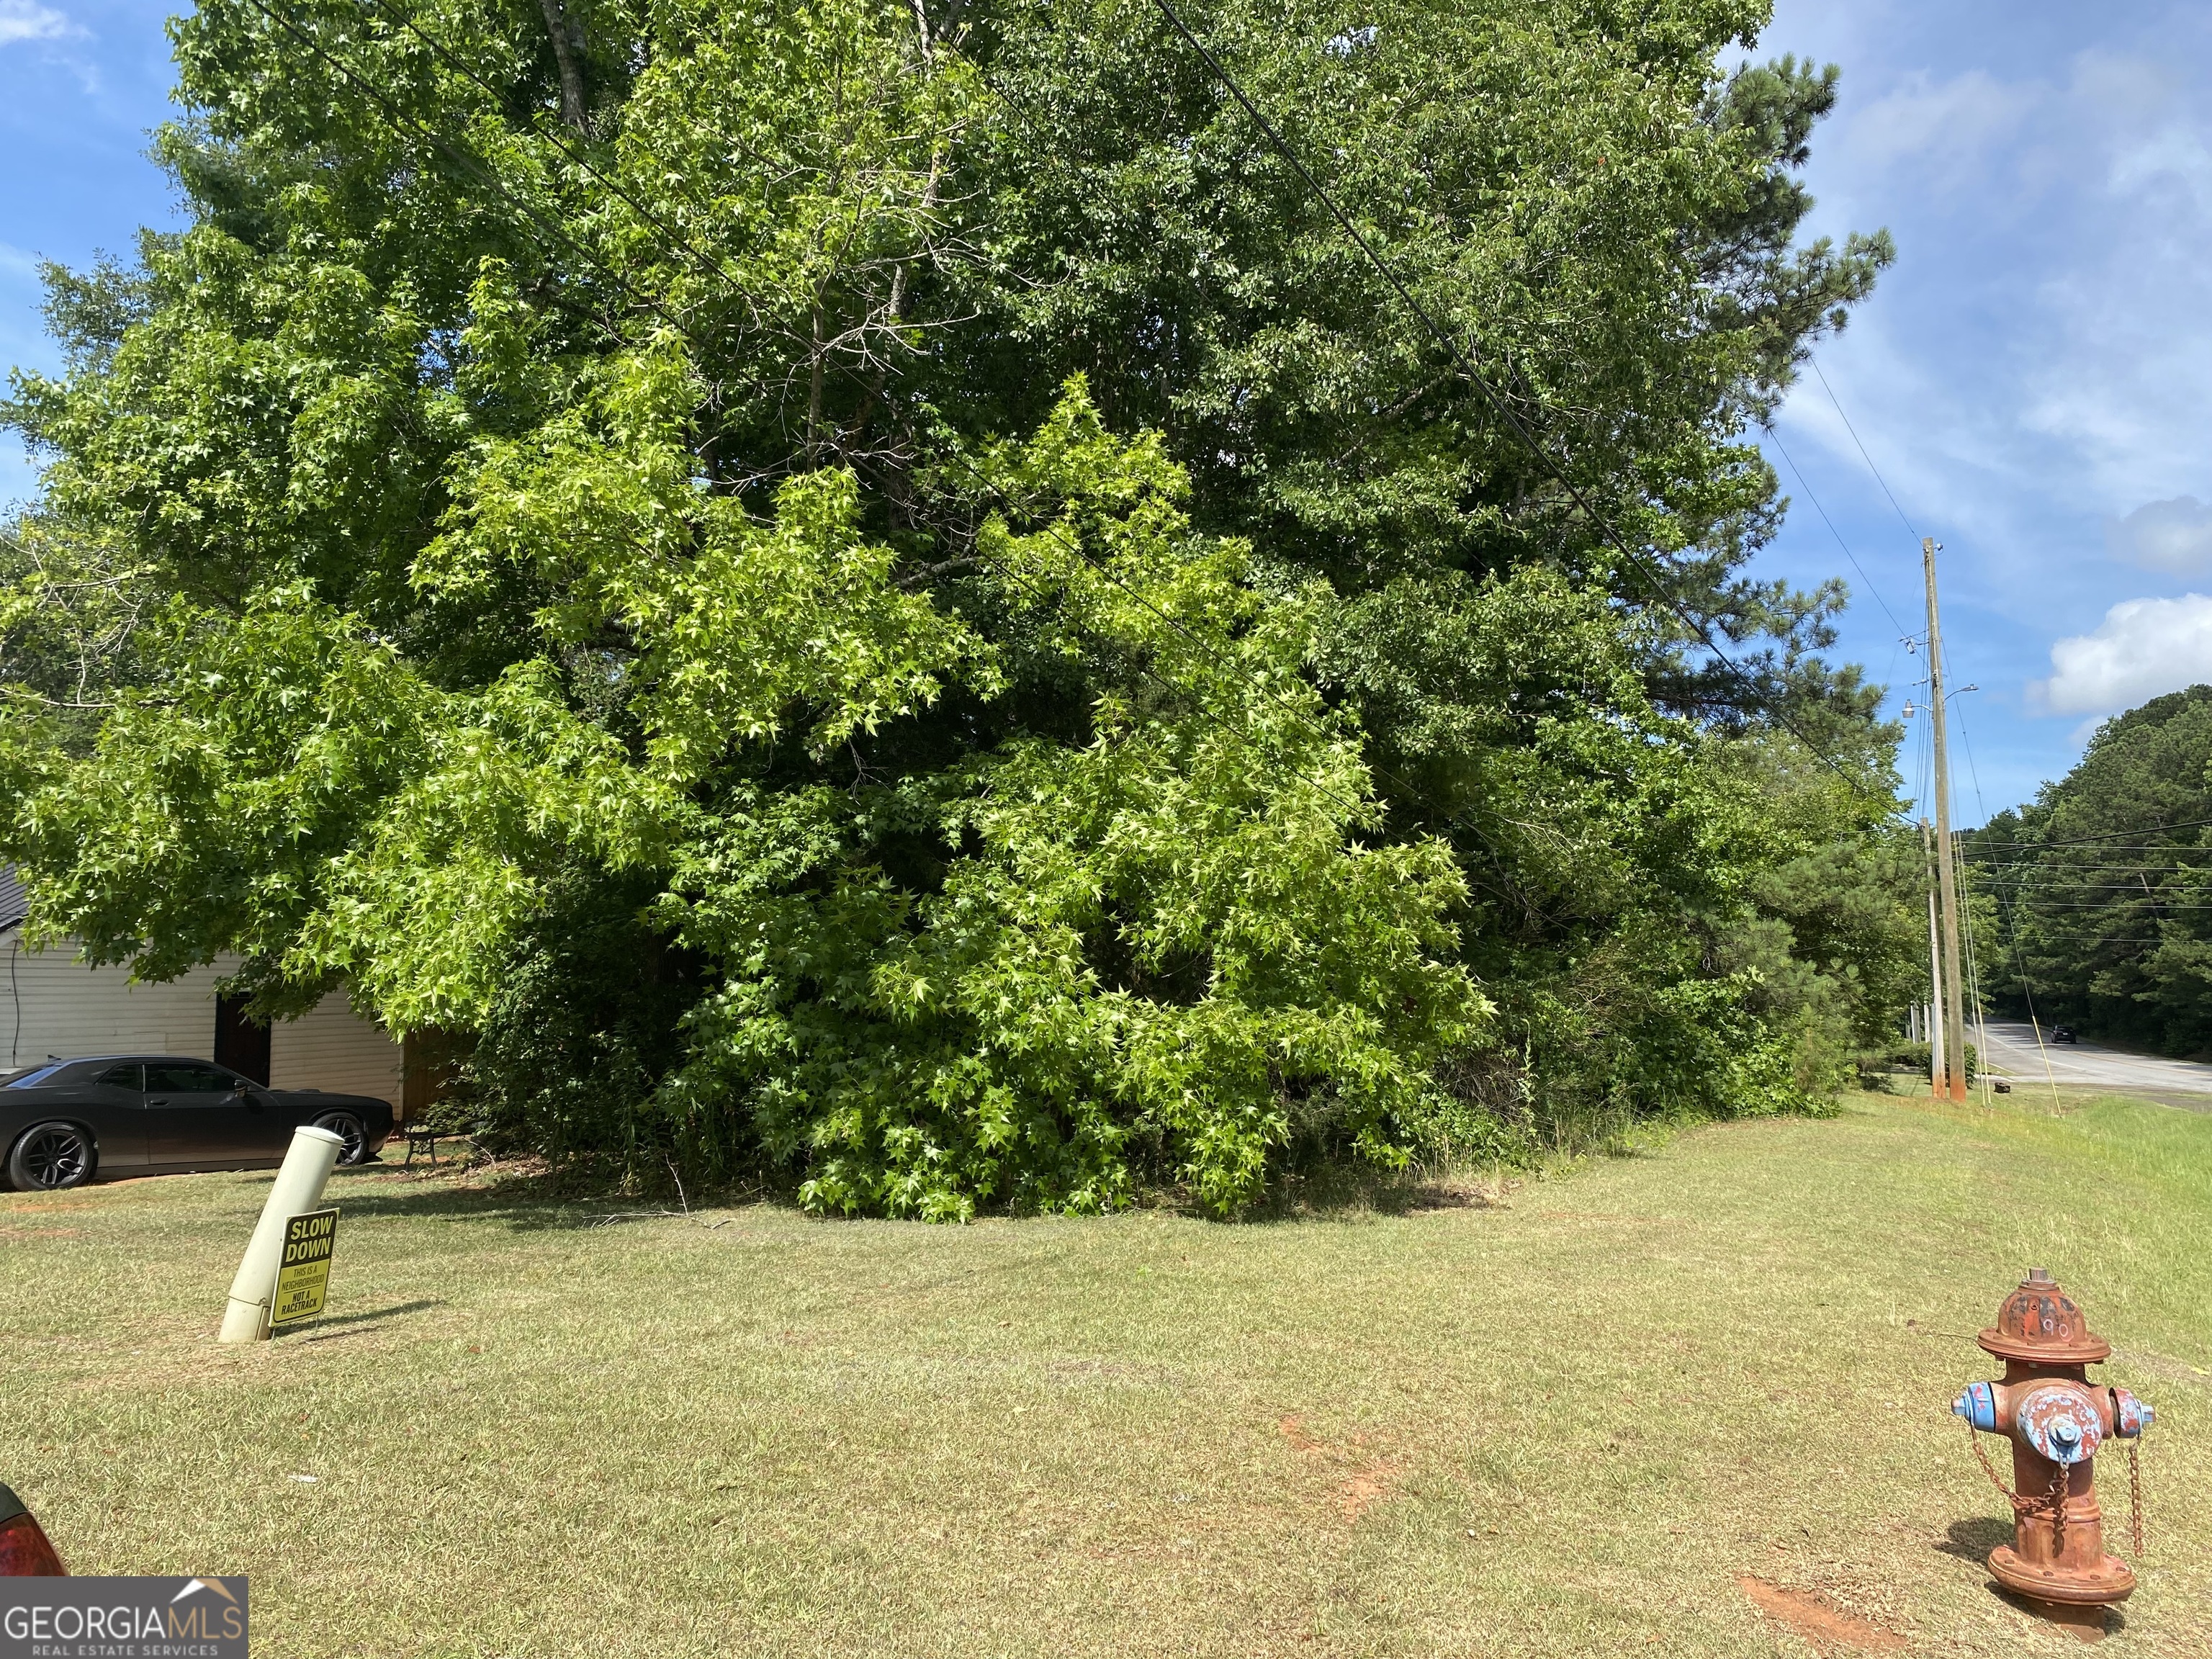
[1977,1018,2212,1104]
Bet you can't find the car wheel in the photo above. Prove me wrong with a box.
[7,1121,96,1192]
[313,1110,371,1166]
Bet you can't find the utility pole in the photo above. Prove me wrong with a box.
[1922,822,1946,1094]
[1928,827,1946,1097]
[1923,539,1969,1102]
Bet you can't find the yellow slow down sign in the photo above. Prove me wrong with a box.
[270,1209,338,1328]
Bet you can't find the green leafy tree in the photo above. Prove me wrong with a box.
[1969,687,2212,1056]
[1,0,1910,1211]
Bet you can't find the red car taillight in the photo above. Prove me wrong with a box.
[0,1485,66,1575]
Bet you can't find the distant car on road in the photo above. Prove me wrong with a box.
[1,1056,392,1192]
[2049,1027,2078,1044]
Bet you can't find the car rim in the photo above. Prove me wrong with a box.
[317,1115,365,1163]
[22,1127,89,1188]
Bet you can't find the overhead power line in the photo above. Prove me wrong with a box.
[1965,862,2212,874]
[1974,886,2211,898]
[1969,863,2212,877]
[1809,358,1921,545]
[1764,426,1909,637]
[1974,886,2212,900]
[1972,856,2212,868]
[1982,911,2212,925]
[1963,817,2212,850]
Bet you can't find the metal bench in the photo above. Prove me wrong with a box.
[400,1125,472,1166]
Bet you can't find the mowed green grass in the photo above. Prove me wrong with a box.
[4,1089,2208,1658]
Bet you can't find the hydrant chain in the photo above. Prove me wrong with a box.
[2127,1440,2145,1557]
[1966,1419,2015,1507]
[1966,1420,2065,1525]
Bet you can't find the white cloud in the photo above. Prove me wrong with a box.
[2034,594,2212,714]
[2108,496,2212,572]
[1842,68,2038,181]
[0,1,72,47]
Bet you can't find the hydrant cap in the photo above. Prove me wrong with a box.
[1977,1269,2111,1364]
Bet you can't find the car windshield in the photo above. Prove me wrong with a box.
[4,1062,68,1089]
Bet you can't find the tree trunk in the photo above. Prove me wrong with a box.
[536,0,589,132]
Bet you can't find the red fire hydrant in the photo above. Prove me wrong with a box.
[1951,1269,2151,1609]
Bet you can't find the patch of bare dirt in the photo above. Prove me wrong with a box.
[1739,1577,1907,1653]
[1334,1457,1403,1519]
[1276,1414,1405,1518]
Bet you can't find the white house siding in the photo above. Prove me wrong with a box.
[4,939,231,1068]
[2,932,402,1107]
[269,984,404,1106]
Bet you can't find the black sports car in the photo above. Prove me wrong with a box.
[1,1055,392,1191]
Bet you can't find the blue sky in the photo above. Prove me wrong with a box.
[1754,0,2212,824]
[0,1,176,421]
[4,2,2210,824]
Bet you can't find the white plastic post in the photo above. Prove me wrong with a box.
[217,1125,345,1344]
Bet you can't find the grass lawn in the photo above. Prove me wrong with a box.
[4,1087,2208,1658]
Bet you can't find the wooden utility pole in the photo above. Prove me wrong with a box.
[1923,539,1969,1101]
[1922,822,1946,1096]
